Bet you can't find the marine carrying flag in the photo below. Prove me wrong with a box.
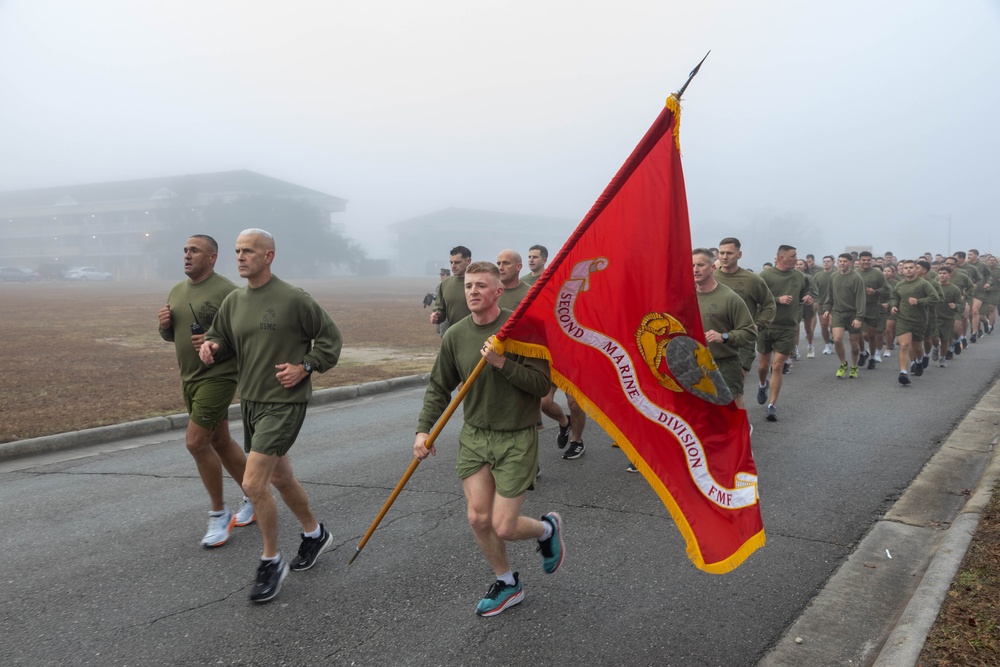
[497,96,765,573]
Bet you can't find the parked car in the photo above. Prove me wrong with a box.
[64,266,114,281]
[0,266,41,282]
[37,262,70,280]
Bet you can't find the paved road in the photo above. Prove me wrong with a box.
[3,338,999,666]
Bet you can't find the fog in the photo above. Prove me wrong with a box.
[2,0,998,270]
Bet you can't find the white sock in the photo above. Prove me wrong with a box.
[539,520,553,542]
[261,552,281,563]
[303,525,321,539]
[209,508,227,517]
[498,570,516,586]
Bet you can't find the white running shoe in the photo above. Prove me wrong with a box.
[806,345,815,359]
[235,496,256,527]
[822,343,834,355]
[884,348,891,358]
[874,351,882,363]
[201,509,236,548]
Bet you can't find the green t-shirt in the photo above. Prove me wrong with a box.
[760,267,814,329]
[159,272,238,383]
[813,269,834,308]
[206,276,343,404]
[935,282,964,323]
[521,272,541,287]
[857,267,888,309]
[417,308,550,433]
[890,278,941,327]
[715,267,776,332]
[696,282,756,361]
[433,275,471,325]
[824,271,866,318]
[499,281,530,311]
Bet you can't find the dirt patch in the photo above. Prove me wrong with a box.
[0,277,443,442]
[919,485,1000,665]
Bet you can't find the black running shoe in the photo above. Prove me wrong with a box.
[955,342,963,355]
[946,348,954,360]
[858,351,869,367]
[921,356,929,369]
[867,357,876,370]
[557,416,571,449]
[563,441,585,460]
[913,363,924,377]
[289,524,333,571]
[250,556,289,603]
[971,334,977,344]
[898,372,911,385]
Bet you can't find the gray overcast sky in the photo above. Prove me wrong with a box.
[2,1,998,267]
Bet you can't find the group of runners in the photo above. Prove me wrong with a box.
[706,240,997,423]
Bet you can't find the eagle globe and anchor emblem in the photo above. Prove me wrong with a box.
[635,312,733,405]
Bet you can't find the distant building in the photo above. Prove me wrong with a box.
[0,170,347,280]
[388,207,577,276]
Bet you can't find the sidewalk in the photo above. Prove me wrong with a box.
[760,376,1000,666]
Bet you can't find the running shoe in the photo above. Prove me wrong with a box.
[538,512,564,573]
[625,462,639,473]
[249,556,289,603]
[867,357,876,370]
[766,404,777,421]
[563,441,585,460]
[922,356,930,369]
[898,372,911,385]
[939,361,948,368]
[849,365,859,379]
[476,574,523,617]
[823,343,834,355]
[557,416,571,449]
[756,380,769,405]
[946,348,954,360]
[782,361,792,374]
[884,348,891,358]
[289,524,333,571]
[913,363,924,377]
[793,347,800,361]
[836,363,848,378]
[931,346,939,361]
[858,351,869,367]
[807,345,815,359]
[874,350,883,363]
[971,334,978,344]
[201,509,236,548]
[955,341,963,355]
[234,496,256,527]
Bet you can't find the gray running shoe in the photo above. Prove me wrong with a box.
[234,496,255,527]
[201,509,235,548]
[756,380,769,405]
[766,404,777,422]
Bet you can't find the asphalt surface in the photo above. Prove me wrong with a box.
[2,338,999,667]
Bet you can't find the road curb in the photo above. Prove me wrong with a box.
[871,434,1000,667]
[0,373,429,463]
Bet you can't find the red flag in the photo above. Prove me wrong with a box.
[497,97,764,573]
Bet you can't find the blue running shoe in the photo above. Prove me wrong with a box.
[538,512,564,574]
[476,573,523,617]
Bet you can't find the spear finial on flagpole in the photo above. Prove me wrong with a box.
[674,51,710,99]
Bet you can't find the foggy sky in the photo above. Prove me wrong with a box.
[2,1,998,270]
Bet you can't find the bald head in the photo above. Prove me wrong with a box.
[496,249,522,288]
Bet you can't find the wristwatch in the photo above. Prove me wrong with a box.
[302,361,313,375]
[721,333,730,343]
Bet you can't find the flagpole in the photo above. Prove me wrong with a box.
[348,356,491,564]
[674,51,710,99]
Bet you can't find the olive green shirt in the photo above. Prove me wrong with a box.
[696,282,757,362]
[433,275,471,325]
[499,281,530,311]
[890,278,941,327]
[417,309,550,433]
[715,267,776,332]
[760,267,815,330]
[159,272,238,383]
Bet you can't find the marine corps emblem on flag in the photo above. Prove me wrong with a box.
[636,311,733,405]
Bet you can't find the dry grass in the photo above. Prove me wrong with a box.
[0,276,441,442]
[919,484,1000,665]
